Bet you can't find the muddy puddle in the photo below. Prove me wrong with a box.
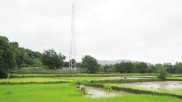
[84,87,123,98]
[123,81,182,90]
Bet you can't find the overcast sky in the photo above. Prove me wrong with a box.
[1,0,182,63]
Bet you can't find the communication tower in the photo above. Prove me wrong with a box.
[69,3,76,70]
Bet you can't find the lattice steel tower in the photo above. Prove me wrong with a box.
[69,3,76,70]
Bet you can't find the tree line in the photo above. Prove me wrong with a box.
[0,35,100,76]
[101,61,182,74]
[0,35,66,77]
[1,35,182,77]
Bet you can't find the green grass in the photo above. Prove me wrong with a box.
[170,74,182,77]
[158,88,182,95]
[168,77,182,80]
[0,83,181,102]
[12,73,157,78]
[0,77,121,83]
[166,74,182,80]
[0,76,156,84]
[0,78,64,83]
[0,73,182,101]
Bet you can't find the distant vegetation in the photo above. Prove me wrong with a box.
[1,35,182,78]
[101,60,182,74]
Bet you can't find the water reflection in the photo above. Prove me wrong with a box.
[123,81,182,90]
[85,87,123,98]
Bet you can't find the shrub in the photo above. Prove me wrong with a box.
[157,65,167,81]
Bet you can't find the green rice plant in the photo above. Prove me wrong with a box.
[81,81,182,99]
[111,86,182,99]
[0,83,182,102]
[90,78,159,83]
[104,84,113,92]
[81,82,104,88]
[11,72,157,78]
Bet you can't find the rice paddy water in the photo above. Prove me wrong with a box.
[85,87,124,98]
[122,81,182,90]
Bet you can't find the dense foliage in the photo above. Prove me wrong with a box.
[115,61,135,73]
[0,35,66,73]
[0,36,16,77]
[82,55,100,73]
[42,49,65,69]
[157,65,167,80]
[11,42,43,68]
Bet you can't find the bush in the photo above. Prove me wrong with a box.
[157,65,167,81]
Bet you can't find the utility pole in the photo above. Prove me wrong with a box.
[69,3,76,70]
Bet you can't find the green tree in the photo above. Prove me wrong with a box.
[25,49,42,67]
[42,49,65,69]
[174,62,182,73]
[81,55,99,73]
[164,63,174,73]
[0,36,16,78]
[136,62,148,73]
[63,61,69,68]
[103,64,114,73]
[123,62,134,73]
[103,64,110,72]
[15,48,28,68]
[115,61,134,73]
[148,64,157,73]
[76,62,82,68]
[10,41,43,68]
[157,65,167,81]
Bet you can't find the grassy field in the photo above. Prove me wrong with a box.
[0,83,181,102]
[159,88,182,95]
[0,74,158,84]
[11,73,157,78]
[0,77,145,83]
[0,73,182,102]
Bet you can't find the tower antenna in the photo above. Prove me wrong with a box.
[69,3,76,70]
